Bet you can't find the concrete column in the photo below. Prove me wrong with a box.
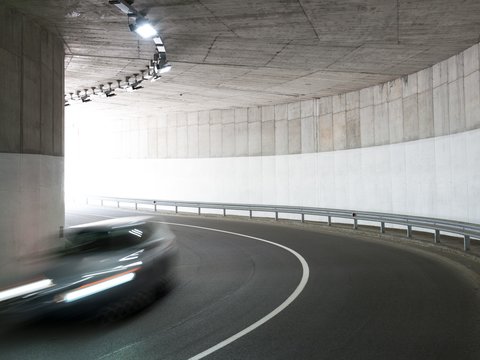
[0,5,64,275]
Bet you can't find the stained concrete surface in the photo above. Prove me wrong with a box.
[4,0,480,113]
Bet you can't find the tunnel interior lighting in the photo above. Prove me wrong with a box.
[81,89,91,103]
[67,1,172,104]
[108,0,136,15]
[136,23,157,38]
[105,89,116,97]
[131,19,157,39]
[132,82,143,90]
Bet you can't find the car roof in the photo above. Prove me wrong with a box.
[67,216,152,232]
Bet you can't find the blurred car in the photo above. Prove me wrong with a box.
[0,216,177,322]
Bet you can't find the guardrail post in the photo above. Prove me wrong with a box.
[301,214,305,223]
[249,210,252,219]
[198,207,201,215]
[175,205,178,214]
[407,225,412,238]
[135,202,138,210]
[434,229,440,243]
[353,218,358,230]
[380,222,385,233]
[275,211,278,221]
[464,235,471,251]
[327,216,331,226]
[223,208,226,217]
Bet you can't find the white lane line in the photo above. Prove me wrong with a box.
[68,210,310,360]
[159,222,310,360]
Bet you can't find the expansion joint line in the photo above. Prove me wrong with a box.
[297,0,320,40]
[264,40,293,66]
[203,34,220,63]
[197,0,240,37]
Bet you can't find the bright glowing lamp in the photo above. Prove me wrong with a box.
[135,22,157,38]
[58,270,137,303]
[0,279,54,302]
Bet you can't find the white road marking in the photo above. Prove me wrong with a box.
[68,209,310,359]
[162,222,310,360]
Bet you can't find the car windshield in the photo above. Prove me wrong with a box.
[64,224,151,253]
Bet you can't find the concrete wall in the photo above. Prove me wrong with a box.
[0,5,65,274]
[68,128,480,224]
[87,43,480,159]
[66,42,480,224]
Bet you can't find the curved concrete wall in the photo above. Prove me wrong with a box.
[68,127,480,223]
[75,43,480,160]
[0,6,65,272]
[66,42,480,223]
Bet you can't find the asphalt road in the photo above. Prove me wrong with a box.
[1,206,480,360]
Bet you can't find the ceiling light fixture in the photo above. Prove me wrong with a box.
[81,89,91,103]
[108,0,136,15]
[65,0,172,104]
[104,82,117,97]
[130,73,144,90]
[130,18,158,39]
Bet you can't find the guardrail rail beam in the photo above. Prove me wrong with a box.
[85,196,480,252]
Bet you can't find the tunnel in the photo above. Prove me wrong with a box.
[1,0,480,359]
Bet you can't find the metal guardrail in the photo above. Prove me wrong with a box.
[86,196,480,251]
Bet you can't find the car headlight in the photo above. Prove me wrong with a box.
[0,279,54,302]
[55,268,140,303]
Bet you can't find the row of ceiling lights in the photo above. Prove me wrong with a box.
[65,0,171,106]
[65,62,171,104]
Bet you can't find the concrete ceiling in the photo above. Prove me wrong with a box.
[6,0,480,113]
